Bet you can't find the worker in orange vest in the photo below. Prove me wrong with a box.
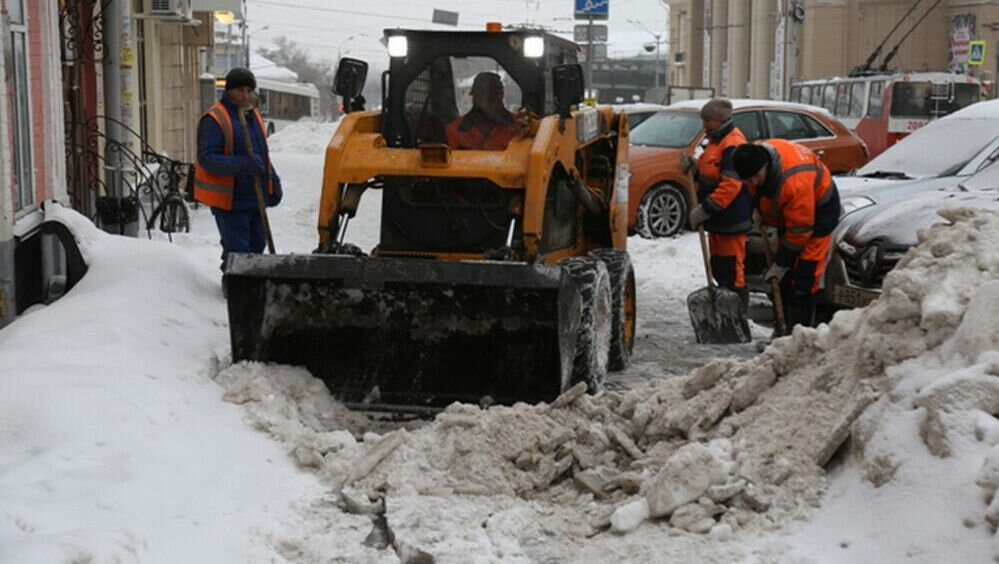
[732,139,841,330]
[681,98,753,314]
[194,67,282,271]
[445,72,517,151]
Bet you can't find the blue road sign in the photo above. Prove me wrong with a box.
[969,40,986,66]
[575,0,609,20]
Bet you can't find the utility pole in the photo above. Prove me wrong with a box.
[101,0,129,235]
[586,15,594,100]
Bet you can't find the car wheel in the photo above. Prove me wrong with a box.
[636,183,688,238]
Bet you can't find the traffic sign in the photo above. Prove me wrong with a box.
[969,40,986,66]
[574,24,608,43]
[575,0,609,21]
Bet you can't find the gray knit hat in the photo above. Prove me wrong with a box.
[700,97,733,122]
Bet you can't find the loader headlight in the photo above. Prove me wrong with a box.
[524,36,544,58]
[387,35,408,58]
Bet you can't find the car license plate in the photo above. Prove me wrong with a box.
[832,285,879,308]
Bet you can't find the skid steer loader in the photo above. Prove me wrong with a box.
[224,28,636,409]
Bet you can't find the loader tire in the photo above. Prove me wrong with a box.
[559,256,612,392]
[590,249,636,371]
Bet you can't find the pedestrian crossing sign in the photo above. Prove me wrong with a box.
[969,40,986,66]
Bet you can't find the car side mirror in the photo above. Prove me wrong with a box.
[552,64,584,121]
[333,57,368,112]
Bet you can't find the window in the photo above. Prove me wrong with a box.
[890,81,932,118]
[811,84,825,107]
[732,111,763,141]
[803,115,834,138]
[765,111,814,140]
[799,86,811,105]
[629,111,702,148]
[835,83,850,116]
[822,83,837,113]
[8,0,33,212]
[848,82,865,118]
[867,81,884,118]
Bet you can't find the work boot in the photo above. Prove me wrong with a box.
[788,292,816,329]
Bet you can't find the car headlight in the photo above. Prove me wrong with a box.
[840,195,874,218]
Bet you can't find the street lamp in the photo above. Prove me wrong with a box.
[628,19,668,89]
[244,25,269,67]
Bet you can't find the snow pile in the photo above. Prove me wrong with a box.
[267,120,340,154]
[213,207,999,560]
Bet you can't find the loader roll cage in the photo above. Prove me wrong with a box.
[380,29,579,148]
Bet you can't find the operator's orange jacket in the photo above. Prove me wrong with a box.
[193,101,273,210]
[445,108,517,151]
[696,121,752,234]
[750,139,841,267]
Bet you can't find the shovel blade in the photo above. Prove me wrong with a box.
[686,286,751,344]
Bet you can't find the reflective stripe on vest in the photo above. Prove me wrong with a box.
[193,103,273,211]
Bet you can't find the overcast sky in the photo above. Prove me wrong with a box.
[244,0,671,66]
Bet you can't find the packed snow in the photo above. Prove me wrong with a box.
[2,120,998,562]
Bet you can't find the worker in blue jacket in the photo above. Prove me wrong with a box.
[194,67,282,271]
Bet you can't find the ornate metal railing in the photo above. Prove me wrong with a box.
[65,115,193,240]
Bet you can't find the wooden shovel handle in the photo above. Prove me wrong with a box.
[236,109,276,254]
[684,166,714,287]
[757,220,786,335]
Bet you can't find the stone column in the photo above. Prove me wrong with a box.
[710,0,728,94]
[749,0,774,98]
[726,0,749,98]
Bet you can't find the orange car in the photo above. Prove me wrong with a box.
[627,100,870,238]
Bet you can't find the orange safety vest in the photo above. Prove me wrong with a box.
[194,101,273,210]
[697,123,751,233]
[445,110,517,151]
[752,139,838,259]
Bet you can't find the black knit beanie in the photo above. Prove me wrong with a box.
[225,67,256,91]
[733,144,770,179]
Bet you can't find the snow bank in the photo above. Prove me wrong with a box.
[213,208,999,561]
[0,205,326,563]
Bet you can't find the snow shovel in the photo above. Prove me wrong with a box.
[236,108,276,254]
[757,219,787,336]
[683,167,751,344]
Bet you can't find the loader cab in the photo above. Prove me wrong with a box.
[380,29,578,148]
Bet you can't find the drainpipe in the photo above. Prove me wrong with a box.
[101,0,133,236]
[0,12,14,326]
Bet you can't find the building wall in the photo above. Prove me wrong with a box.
[26,0,67,206]
[667,0,999,100]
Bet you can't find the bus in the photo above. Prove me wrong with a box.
[789,72,981,158]
[255,77,320,136]
[214,76,321,136]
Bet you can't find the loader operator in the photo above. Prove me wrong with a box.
[194,67,282,272]
[732,139,842,329]
[445,71,517,151]
[681,97,753,314]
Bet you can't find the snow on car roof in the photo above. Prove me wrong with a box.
[939,98,999,120]
[610,102,669,113]
[666,98,834,118]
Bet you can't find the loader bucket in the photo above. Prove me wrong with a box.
[224,254,581,409]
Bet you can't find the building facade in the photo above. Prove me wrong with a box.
[667,0,999,100]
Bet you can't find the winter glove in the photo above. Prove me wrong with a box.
[266,176,283,207]
[679,153,698,175]
[688,204,710,229]
[764,263,790,283]
[247,153,268,177]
